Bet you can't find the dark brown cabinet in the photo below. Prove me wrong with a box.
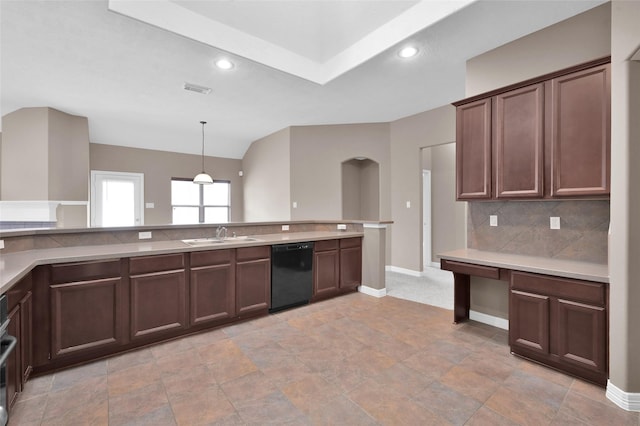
[339,238,362,290]
[313,239,340,299]
[236,246,270,317]
[494,83,544,198]
[190,249,236,326]
[456,98,492,200]
[509,271,608,385]
[6,303,21,409]
[550,64,610,197]
[454,58,610,201]
[130,254,187,340]
[49,260,125,359]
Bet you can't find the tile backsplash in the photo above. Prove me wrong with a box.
[467,200,609,264]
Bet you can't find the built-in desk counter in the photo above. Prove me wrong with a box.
[439,249,609,386]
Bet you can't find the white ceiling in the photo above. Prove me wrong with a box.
[1,0,605,160]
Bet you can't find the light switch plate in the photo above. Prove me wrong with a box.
[138,231,152,239]
[282,225,290,231]
[550,217,561,230]
[406,201,411,208]
[292,202,298,208]
[489,215,498,227]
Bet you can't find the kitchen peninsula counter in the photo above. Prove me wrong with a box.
[0,231,363,294]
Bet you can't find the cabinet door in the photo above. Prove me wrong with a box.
[20,291,33,384]
[339,240,362,290]
[190,264,235,325]
[509,290,550,355]
[557,299,606,373]
[236,258,270,317]
[494,84,544,198]
[550,64,610,196]
[6,305,21,408]
[50,278,124,358]
[314,250,339,297]
[456,98,492,200]
[130,270,187,339]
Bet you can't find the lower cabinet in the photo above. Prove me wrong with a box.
[130,254,187,340]
[509,271,608,385]
[339,237,362,290]
[49,260,125,359]
[236,246,271,317]
[313,240,339,299]
[190,250,235,326]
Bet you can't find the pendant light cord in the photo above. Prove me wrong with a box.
[200,121,206,172]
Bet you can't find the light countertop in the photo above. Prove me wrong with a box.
[0,231,363,294]
[439,248,608,283]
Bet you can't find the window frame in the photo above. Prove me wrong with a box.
[171,177,230,224]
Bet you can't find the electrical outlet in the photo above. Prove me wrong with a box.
[0,240,4,250]
[145,202,154,209]
[138,231,152,239]
[282,225,289,231]
[550,217,561,230]
[337,224,347,230]
[490,215,498,227]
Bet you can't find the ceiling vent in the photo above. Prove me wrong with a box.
[183,82,212,95]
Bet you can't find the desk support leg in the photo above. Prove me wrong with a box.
[453,273,470,324]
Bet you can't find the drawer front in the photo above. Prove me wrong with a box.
[51,260,121,284]
[511,271,605,306]
[130,254,185,275]
[315,239,339,252]
[190,249,233,268]
[236,246,270,262]
[440,259,500,280]
[339,237,362,249]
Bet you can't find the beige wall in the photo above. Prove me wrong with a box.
[609,0,640,394]
[1,108,49,200]
[48,108,90,201]
[464,3,612,320]
[342,159,380,221]
[389,105,456,271]
[289,124,390,221]
[1,107,89,202]
[90,144,243,225]
[242,128,291,222]
[430,143,465,263]
[466,3,611,96]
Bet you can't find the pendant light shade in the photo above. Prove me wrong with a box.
[194,121,213,185]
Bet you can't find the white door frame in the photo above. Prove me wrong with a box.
[422,169,432,270]
[90,170,144,227]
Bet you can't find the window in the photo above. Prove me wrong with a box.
[171,178,230,224]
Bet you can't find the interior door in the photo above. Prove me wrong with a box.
[91,171,144,227]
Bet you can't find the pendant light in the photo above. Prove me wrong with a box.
[193,120,213,185]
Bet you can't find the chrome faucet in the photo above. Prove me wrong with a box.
[216,226,227,241]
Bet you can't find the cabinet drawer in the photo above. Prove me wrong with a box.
[190,249,233,268]
[339,237,362,249]
[511,271,605,306]
[440,260,500,280]
[236,246,270,262]
[130,254,185,275]
[315,239,338,252]
[51,260,121,284]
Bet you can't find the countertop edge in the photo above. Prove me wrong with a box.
[438,249,609,284]
[1,231,363,294]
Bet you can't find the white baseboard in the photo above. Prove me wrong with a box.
[358,285,386,298]
[385,265,422,277]
[606,380,640,412]
[469,310,509,330]
[429,261,441,269]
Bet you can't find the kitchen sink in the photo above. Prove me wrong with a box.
[181,236,261,246]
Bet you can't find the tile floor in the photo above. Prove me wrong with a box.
[9,292,640,425]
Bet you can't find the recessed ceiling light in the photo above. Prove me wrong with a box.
[398,46,419,58]
[215,59,234,70]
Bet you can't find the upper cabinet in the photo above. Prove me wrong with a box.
[550,64,611,197]
[453,58,610,201]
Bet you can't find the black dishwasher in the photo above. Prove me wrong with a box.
[270,242,314,313]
